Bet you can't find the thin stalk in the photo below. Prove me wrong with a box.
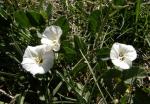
[0,89,14,99]
[0,71,17,77]
[71,58,84,70]
[11,35,23,56]
[57,93,77,101]
[53,101,75,104]
[80,49,107,104]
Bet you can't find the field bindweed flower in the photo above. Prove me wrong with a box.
[41,25,62,51]
[21,45,54,75]
[110,43,137,70]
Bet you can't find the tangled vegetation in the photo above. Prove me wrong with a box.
[0,0,150,104]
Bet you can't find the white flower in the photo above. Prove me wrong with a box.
[110,43,137,70]
[41,25,62,51]
[21,45,54,75]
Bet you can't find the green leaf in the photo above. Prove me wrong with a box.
[53,81,63,96]
[71,60,87,78]
[46,3,52,18]
[0,101,5,104]
[93,62,107,73]
[26,11,45,26]
[120,95,127,104]
[74,35,87,54]
[135,0,141,23]
[54,16,70,39]
[63,47,76,55]
[122,67,145,81]
[61,40,73,49]
[102,69,122,92]
[15,94,25,104]
[61,42,77,63]
[102,69,121,80]
[142,87,150,94]
[75,82,90,103]
[14,11,31,27]
[88,10,101,33]
[96,48,110,61]
[133,87,150,104]
[113,0,125,6]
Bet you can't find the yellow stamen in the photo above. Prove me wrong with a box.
[35,57,43,64]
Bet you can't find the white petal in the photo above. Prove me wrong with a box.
[23,45,50,58]
[42,25,62,42]
[21,58,36,64]
[118,43,137,60]
[110,43,137,61]
[41,51,54,73]
[110,43,136,70]
[33,45,50,54]
[23,46,38,58]
[123,45,137,61]
[111,59,132,70]
[24,63,45,75]
[41,38,52,45]
[21,58,45,75]
[41,26,62,51]
[110,43,120,60]
[21,45,54,75]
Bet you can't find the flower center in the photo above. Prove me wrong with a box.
[35,57,43,64]
[119,52,125,61]
[52,40,58,44]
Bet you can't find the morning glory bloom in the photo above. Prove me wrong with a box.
[41,25,62,51]
[21,45,54,75]
[110,43,137,70]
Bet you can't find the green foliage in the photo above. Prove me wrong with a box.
[14,11,31,27]
[113,0,125,6]
[74,35,87,54]
[88,10,101,34]
[0,0,150,104]
[54,16,70,40]
[14,10,45,27]
[26,11,45,26]
[46,3,52,19]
